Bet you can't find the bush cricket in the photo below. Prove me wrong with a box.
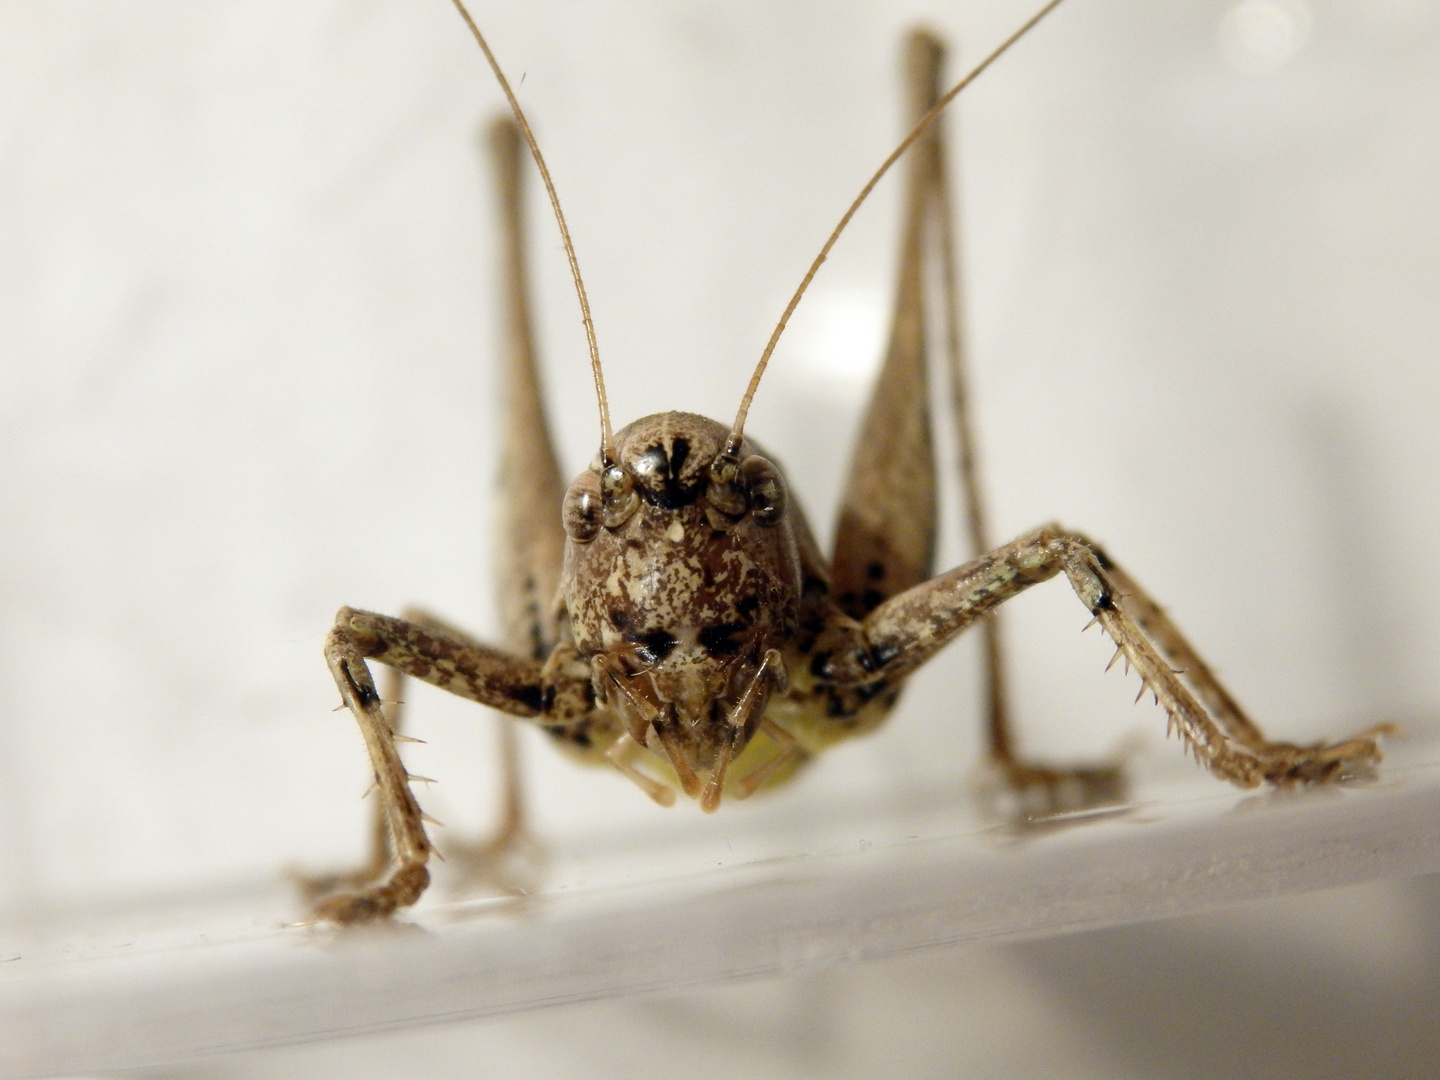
[305,0,1393,924]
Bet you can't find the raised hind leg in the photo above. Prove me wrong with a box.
[421,116,566,892]
[834,31,1122,812]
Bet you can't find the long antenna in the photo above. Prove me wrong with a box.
[726,0,1070,453]
[449,0,616,463]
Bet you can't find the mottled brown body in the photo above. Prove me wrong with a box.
[305,21,1391,924]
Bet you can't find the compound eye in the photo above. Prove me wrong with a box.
[600,464,640,529]
[563,471,603,542]
[741,456,786,526]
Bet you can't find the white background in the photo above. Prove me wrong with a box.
[1,0,1439,1072]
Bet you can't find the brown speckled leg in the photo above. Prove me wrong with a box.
[824,525,1389,793]
[314,620,437,924]
[377,608,544,897]
[294,663,409,905]
[303,604,546,912]
[311,607,591,922]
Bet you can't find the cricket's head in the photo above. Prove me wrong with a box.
[562,412,801,809]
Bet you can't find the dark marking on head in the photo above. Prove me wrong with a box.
[631,628,678,665]
[631,437,703,510]
[737,594,760,620]
[866,561,886,581]
[699,622,746,657]
[609,609,630,630]
[669,437,690,476]
[861,587,885,612]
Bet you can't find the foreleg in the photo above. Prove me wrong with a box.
[314,607,591,922]
[824,525,1388,790]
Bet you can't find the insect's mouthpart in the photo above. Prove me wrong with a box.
[594,647,764,809]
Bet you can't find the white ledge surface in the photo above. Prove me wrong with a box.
[4,751,1439,1078]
